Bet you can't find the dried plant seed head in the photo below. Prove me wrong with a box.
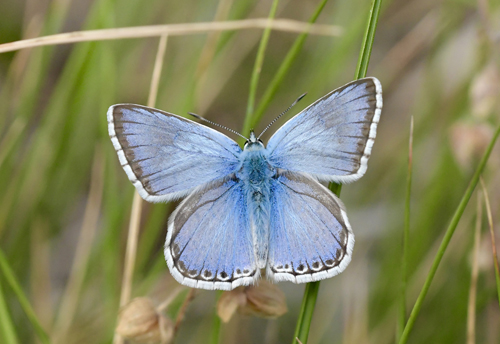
[116,297,173,344]
[449,122,494,172]
[470,62,500,119]
[217,288,247,323]
[241,281,287,318]
[217,282,287,322]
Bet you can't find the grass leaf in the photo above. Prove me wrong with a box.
[399,123,500,344]
[0,249,51,344]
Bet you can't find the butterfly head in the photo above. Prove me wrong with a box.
[244,130,264,150]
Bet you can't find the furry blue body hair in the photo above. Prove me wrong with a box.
[237,141,274,269]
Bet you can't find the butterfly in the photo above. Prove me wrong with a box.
[108,77,382,290]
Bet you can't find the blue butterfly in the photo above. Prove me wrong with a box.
[108,77,382,290]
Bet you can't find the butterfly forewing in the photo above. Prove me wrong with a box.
[165,177,258,290]
[108,104,242,203]
[267,77,382,184]
[267,172,353,283]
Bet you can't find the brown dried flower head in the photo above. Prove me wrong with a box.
[449,122,493,171]
[217,281,287,323]
[470,62,500,119]
[116,297,173,344]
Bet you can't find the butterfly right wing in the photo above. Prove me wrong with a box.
[108,104,242,202]
[267,78,382,184]
[165,177,258,290]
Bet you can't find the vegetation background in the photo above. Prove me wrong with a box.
[0,0,499,343]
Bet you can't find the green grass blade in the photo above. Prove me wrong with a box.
[210,291,223,344]
[0,248,51,344]
[398,117,413,341]
[399,122,500,344]
[241,0,329,137]
[244,0,279,125]
[0,278,19,344]
[294,0,383,343]
[354,0,382,80]
[292,282,320,344]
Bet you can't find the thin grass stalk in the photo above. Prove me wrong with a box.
[480,177,500,307]
[399,123,500,344]
[244,0,280,133]
[398,116,413,341]
[292,282,320,344]
[210,291,223,344]
[0,19,343,54]
[243,0,330,137]
[30,218,53,332]
[0,118,26,169]
[194,0,234,80]
[173,289,197,339]
[354,0,383,80]
[0,248,51,344]
[0,279,19,344]
[466,192,482,344]
[293,0,383,342]
[113,34,168,344]
[52,147,105,344]
[191,0,235,112]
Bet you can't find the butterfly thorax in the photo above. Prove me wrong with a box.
[238,134,274,269]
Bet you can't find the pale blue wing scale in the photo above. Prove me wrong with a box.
[107,104,242,202]
[266,77,382,183]
[165,177,258,290]
[266,173,354,284]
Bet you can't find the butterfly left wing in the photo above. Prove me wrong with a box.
[165,177,258,290]
[108,104,242,202]
[267,172,354,283]
[266,77,382,184]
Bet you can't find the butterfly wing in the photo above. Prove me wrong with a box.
[108,104,242,202]
[267,77,382,183]
[165,177,258,290]
[267,172,354,283]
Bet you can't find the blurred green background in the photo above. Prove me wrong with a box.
[1,0,500,343]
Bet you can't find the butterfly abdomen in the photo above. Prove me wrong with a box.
[238,146,274,269]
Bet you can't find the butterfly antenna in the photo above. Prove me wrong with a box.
[188,112,248,141]
[257,93,307,140]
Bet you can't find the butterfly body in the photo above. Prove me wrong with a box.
[238,132,274,268]
[108,77,383,290]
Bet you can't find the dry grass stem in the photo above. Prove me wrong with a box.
[113,35,168,344]
[480,178,500,283]
[156,286,185,313]
[147,34,168,108]
[0,19,343,54]
[377,11,438,87]
[194,0,234,79]
[30,218,53,331]
[173,289,197,337]
[52,148,105,344]
[466,191,482,344]
[0,118,26,168]
[114,193,144,344]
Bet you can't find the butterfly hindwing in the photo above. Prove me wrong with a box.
[165,177,258,290]
[108,104,242,202]
[267,172,354,283]
[267,77,382,183]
